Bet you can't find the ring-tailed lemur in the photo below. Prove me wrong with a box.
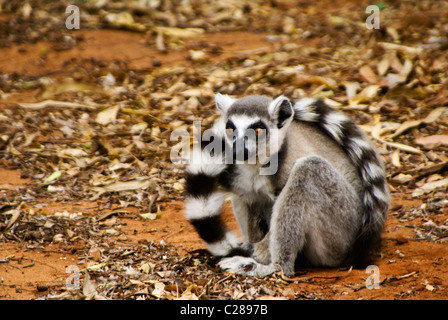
[184,94,389,277]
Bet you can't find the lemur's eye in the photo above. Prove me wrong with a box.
[226,127,234,136]
[254,128,265,137]
[249,120,267,138]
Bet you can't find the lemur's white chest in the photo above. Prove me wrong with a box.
[232,165,275,202]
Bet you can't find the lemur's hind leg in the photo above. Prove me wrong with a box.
[219,156,362,277]
[270,156,362,274]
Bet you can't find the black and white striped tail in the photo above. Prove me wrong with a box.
[293,98,390,267]
[184,140,251,257]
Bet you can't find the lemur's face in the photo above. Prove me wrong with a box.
[215,94,294,164]
[224,114,269,162]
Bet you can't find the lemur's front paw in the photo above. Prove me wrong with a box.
[218,256,279,278]
[219,257,257,275]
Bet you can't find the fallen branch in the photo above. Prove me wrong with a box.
[18,100,97,110]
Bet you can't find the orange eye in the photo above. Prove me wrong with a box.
[254,128,264,136]
[226,128,234,135]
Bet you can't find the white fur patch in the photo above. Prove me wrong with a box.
[347,137,372,161]
[268,95,289,119]
[187,145,227,176]
[215,93,236,114]
[184,192,227,220]
[322,112,348,143]
[294,98,317,110]
[233,165,275,201]
[228,115,259,138]
[361,161,385,182]
[363,192,374,209]
[207,232,241,256]
[372,185,389,206]
[293,98,319,121]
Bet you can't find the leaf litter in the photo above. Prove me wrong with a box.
[1,0,448,300]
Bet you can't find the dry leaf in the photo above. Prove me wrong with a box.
[189,50,206,62]
[425,281,435,292]
[388,107,447,139]
[3,208,21,231]
[388,119,423,139]
[415,135,448,146]
[58,148,88,158]
[386,58,413,88]
[387,73,407,88]
[383,141,423,154]
[87,262,107,271]
[92,179,155,193]
[370,122,382,140]
[377,42,423,56]
[308,75,337,88]
[255,295,288,300]
[96,105,120,125]
[359,65,380,84]
[83,271,97,299]
[151,282,168,299]
[105,12,146,32]
[377,57,390,76]
[391,149,401,167]
[343,81,360,99]
[178,284,199,300]
[172,181,185,193]
[349,85,380,105]
[412,178,448,197]
[140,206,162,220]
[152,26,204,39]
[39,81,104,99]
[391,173,413,184]
[422,107,448,124]
[400,59,413,78]
[42,171,62,185]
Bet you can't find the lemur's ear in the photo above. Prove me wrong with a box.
[215,93,235,114]
[268,95,293,128]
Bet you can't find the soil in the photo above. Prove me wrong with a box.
[1,0,448,300]
[1,171,448,300]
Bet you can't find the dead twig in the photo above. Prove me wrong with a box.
[281,266,353,283]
